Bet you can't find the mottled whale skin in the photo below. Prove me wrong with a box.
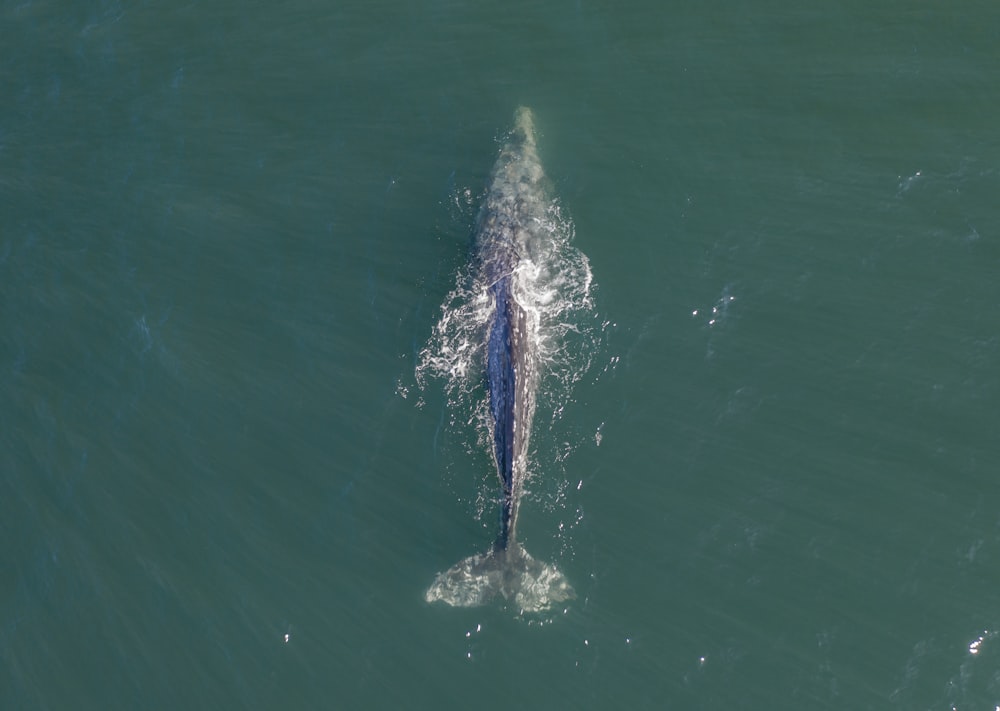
[426,108,574,613]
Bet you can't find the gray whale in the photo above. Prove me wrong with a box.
[426,108,574,613]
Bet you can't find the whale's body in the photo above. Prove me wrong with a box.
[426,108,574,613]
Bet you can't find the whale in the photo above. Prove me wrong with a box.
[425,107,574,613]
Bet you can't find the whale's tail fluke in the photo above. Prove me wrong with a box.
[425,542,574,614]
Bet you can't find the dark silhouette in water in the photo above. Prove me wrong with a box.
[426,108,574,613]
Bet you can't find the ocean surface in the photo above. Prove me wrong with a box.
[3,1,999,709]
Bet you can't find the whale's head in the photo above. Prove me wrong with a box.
[513,106,536,148]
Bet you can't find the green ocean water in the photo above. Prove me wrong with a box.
[3,1,999,709]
